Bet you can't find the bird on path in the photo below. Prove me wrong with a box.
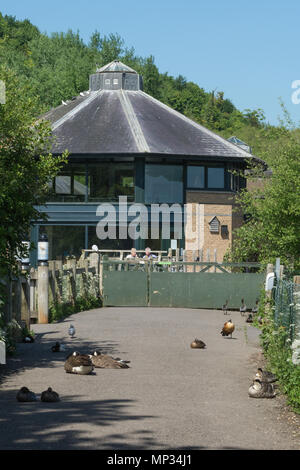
[246,313,253,323]
[222,300,228,315]
[221,319,235,338]
[41,387,60,402]
[248,379,276,398]
[16,387,37,402]
[68,325,75,339]
[190,339,206,349]
[51,342,66,352]
[64,352,93,375]
[240,298,247,316]
[252,299,259,315]
[89,351,130,369]
[254,368,277,383]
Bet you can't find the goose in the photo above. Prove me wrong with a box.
[41,387,60,402]
[221,319,235,338]
[64,351,93,375]
[16,387,37,402]
[190,338,206,349]
[252,299,259,314]
[68,325,75,338]
[51,342,66,352]
[89,351,130,369]
[248,379,276,398]
[240,298,247,316]
[255,368,277,383]
[222,300,228,315]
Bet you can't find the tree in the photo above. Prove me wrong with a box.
[0,66,67,281]
[227,123,300,270]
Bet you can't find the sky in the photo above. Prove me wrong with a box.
[1,0,300,126]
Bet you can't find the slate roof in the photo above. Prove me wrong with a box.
[41,62,261,163]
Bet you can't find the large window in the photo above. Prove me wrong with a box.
[88,163,134,202]
[145,164,183,203]
[187,165,225,190]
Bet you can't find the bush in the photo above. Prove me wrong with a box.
[259,296,300,413]
[49,295,102,323]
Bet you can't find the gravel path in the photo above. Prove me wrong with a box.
[0,307,299,450]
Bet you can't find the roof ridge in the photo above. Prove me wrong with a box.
[119,90,150,153]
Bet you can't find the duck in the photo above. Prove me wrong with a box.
[221,319,235,338]
[246,313,253,323]
[240,298,247,316]
[64,351,93,375]
[68,325,75,338]
[190,338,206,349]
[248,379,276,398]
[41,387,60,402]
[16,387,37,402]
[222,300,228,315]
[89,351,130,369]
[255,368,277,383]
[51,342,66,352]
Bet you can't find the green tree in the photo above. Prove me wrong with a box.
[0,66,67,280]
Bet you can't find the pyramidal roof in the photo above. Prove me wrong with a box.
[41,60,262,163]
[96,59,137,74]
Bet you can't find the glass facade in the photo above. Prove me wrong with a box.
[145,164,183,203]
[49,164,87,202]
[88,163,134,202]
[187,165,225,190]
[45,225,85,260]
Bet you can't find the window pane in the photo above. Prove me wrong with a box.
[145,164,183,203]
[187,166,205,188]
[207,167,225,188]
[48,164,86,202]
[88,163,134,202]
[88,226,131,253]
[44,225,85,260]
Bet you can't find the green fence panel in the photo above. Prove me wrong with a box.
[149,272,265,309]
[103,270,148,307]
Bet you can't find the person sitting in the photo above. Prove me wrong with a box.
[126,248,139,260]
[143,247,157,260]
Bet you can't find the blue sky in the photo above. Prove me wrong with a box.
[1,0,299,125]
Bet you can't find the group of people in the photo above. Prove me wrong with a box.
[126,247,157,260]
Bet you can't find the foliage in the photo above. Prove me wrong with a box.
[0,66,68,289]
[258,296,300,413]
[226,115,300,270]
[49,295,101,323]
[0,312,21,355]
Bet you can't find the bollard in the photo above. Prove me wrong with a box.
[38,264,49,323]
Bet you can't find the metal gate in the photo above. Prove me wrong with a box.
[102,260,265,309]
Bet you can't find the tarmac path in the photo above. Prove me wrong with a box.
[0,307,299,450]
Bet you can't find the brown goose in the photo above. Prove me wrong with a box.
[221,319,235,338]
[41,387,60,402]
[248,379,276,398]
[89,351,130,369]
[64,351,94,375]
[190,338,206,349]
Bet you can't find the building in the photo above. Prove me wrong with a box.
[31,60,263,264]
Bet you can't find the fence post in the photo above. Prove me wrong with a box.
[38,264,49,324]
[21,276,30,329]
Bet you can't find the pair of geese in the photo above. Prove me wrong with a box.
[64,350,130,375]
[248,368,277,398]
[16,387,59,403]
[190,319,235,349]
